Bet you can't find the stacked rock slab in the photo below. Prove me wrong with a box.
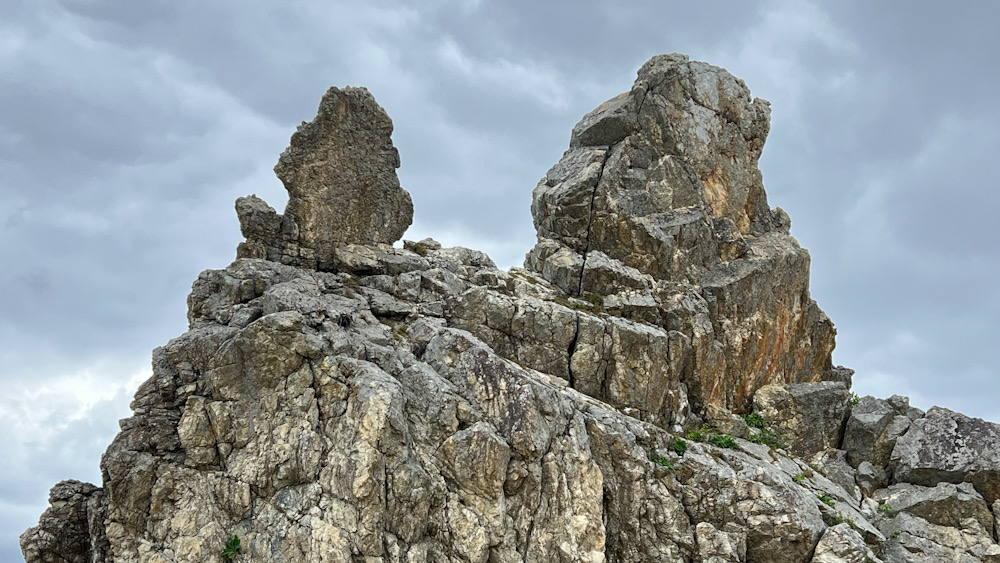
[527,53,835,413]
[22,55,1000,563]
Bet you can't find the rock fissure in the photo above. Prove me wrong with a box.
[566,315,580,390]
[575,144,614,297]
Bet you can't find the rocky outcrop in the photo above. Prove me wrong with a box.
[19,480,108,563]
[237,86,413,269]
[874,483,1000,561]
[526,53,836,413]
[22,55,1000,562]
[752,382,850,457]
[811,524,883,563]
[891,407,1000,505]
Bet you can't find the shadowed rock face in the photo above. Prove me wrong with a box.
[527,53,836,413]
[238,86,413,270]
[22,56,1000,563]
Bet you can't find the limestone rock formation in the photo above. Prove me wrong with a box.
[526,53,835,414]
[891,407,1000,505]
[237,86,413,269]
[22,55,1000,563]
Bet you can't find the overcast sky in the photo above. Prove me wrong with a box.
[4,0,1000,558]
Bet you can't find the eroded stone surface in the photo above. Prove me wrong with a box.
[891,407,1000,505]
[238,86,413,269]
[23,55,1000,563]
[811,524,883,563]
[527,53,835,413]
[752,382,850,457]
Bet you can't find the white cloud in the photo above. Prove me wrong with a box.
[701,1,857,124]
[1,364,148,448]
[436,36,571,110]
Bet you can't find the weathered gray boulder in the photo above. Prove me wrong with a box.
[752,382,850,457]
[842,395,914,493]
[810,524,883,563]
[238,86,413,269]
[808,449,860,502]
[874,482,994,535]
[875,482,1000,562]
[676,443,827,563]
[694,521,746,562]
[857,461,885,498]
[891,407,1000,505]
[526,53,835,413]
[19,480,108,563]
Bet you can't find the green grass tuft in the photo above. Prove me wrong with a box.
[667,437,687,457]
[742,413,766,429]
[222,535,241,561]
[651,456,676,471]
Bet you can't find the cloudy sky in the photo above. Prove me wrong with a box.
[3,0,1000,557]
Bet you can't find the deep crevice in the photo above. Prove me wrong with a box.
[566,315,581,389]
[576,146,614,296]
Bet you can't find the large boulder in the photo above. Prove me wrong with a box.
[890,407,1000,505]
[842,395,915,491]
[874,482,994,535]
[752,382,850,457]
[238,86,413,269]
[811,524,883,563]
[526,53,836,413]
[875,483,1000,562]
[19,480,108,563]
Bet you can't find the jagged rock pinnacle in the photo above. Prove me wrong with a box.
[527,53,836,413]
[237,86,413,270]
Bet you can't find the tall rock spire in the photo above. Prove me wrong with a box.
[237,86,413,270]
[528,53,837,412]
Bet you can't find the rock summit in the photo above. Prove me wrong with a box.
[237,86,413,269]
[22,55,1000,563]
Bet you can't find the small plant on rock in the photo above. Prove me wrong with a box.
[651,456,676,471]
[221,535,241,561]
[848,392,861,407]
[791,473,806,485]
[410,241,429,256]
[817,493,836,508]
[878,503,898,518]
[747,427,786,449]
[832,512,856,529]
[708,434,738,449]
[742,413,766,429]
[685,428,707,442]
[667,437,687,456]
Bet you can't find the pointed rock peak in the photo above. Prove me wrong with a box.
[528,53,781,293]
[236,86,413,270]
[527,54,834,413]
